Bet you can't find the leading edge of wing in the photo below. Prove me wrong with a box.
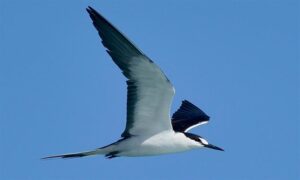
[86,6,143,57]
[86,7,175,137]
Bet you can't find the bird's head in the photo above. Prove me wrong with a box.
[185,133,224,151]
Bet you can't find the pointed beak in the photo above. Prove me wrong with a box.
[204,144,224,151]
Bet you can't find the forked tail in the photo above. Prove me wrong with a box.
[42,149,105,159]
[42,138,124,159]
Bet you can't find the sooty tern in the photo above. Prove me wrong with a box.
[43,6,223,159]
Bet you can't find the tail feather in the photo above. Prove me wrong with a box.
[42,139,120,160]
[42,150,100,160]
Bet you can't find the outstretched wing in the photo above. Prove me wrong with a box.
[172,100,210,132]
[87,7,175,137]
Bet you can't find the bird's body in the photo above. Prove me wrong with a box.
[101,131,200,157]
[43,6,223,160]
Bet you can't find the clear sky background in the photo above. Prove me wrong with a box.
[0,0,299,180]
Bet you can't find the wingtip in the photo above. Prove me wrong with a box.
[86,6,92,14]
[87,6,100,14]
[182,99,192,105]
[85,6,105,21]
[87,6,93,11]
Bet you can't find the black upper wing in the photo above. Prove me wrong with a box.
[172,100,210,132]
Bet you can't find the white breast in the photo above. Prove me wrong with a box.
[117,131,202,157]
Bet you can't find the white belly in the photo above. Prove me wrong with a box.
[115,131,201,157]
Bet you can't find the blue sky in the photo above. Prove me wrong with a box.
[0,0,299,180]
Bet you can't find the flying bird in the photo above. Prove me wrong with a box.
[43,6,223,159]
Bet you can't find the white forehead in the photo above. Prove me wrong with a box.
[199,138,208,145]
